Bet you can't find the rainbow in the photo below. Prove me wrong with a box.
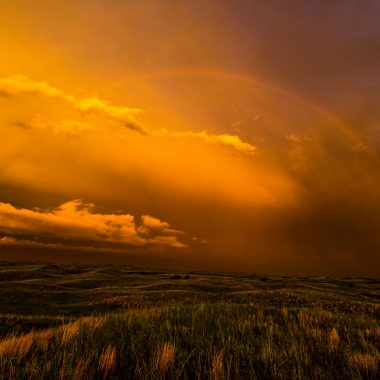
[126,67,379,163]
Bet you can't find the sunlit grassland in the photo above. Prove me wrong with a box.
[0,263,379,379]
[1,304,379,379]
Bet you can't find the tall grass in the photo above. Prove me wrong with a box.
[98,345,117,377]
[0,303,378,379]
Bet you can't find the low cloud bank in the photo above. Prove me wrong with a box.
[0,200,187,250]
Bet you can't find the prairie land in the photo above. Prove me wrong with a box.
[0,263,379,379]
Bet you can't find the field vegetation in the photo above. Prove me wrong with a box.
[0,263,379,379]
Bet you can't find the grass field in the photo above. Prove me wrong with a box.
[0,262,379,379]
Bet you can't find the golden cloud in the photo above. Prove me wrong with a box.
[0,200,187,249]
[0,235,149,253]
[0,75,147,134]
[155,129,257,154]
[15,119,95,136]
[1,75,257,154]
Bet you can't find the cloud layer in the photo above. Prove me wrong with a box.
[157,129,257,154]
[1,0,379,276]
[0,200,187,250]
[0,75,147,134]
[1,75,257,154]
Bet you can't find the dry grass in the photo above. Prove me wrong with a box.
[82,316,106,331]
[59,359,66,380]
[298,309,313,330]
[98,345,117,377]
[0,303,380,380]
[211,350,224,378]
[328,327,340,352]
[0,332,34,359]
[0,305,379,379]
[0,264,379,379]
[0,316,106,361]
[61,321,80,345]
[348,352,377,375]
[306,327,323,340]
[73,357,91,380]
[155,342,176,372]
[35,328,54,350]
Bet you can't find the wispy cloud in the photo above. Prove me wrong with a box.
[0,200,187,249]
[156,129,257,154]
[12,119,95,136]
[0,75,147,134]
[2,75,257,154]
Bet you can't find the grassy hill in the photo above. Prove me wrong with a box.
[0,263,379,379]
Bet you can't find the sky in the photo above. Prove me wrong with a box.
[0,0,379,275]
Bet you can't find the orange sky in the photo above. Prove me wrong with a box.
[1,1,380,275]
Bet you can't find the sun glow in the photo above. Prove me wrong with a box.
[0,1,379,275]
